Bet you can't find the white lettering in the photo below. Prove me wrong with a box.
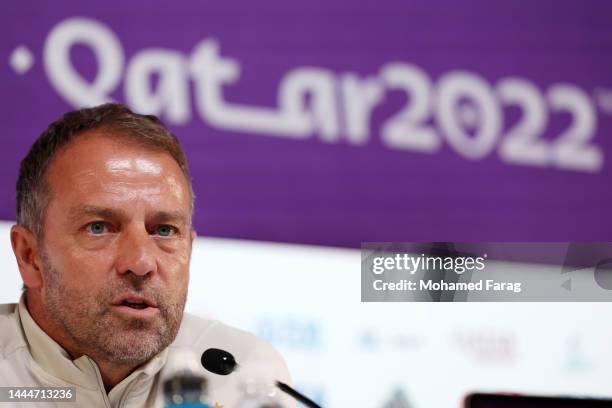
[41,17,603,174]
[125,48,190,123]
[44,17,123,107]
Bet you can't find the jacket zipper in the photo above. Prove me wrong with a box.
[87,358,112,408]
[117,376,139,408]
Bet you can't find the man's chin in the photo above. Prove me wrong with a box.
[102,343,164,365]
[95,328,170,364]
[109,315,164,333]
[83,305,181,363]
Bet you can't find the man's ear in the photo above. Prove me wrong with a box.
[11,224,43,290]
[190,228,197,243]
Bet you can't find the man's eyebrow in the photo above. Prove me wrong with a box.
[150,210,190,225]
[67,205,126,223]
[67,205,190,225]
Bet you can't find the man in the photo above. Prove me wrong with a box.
[0,104,293,407]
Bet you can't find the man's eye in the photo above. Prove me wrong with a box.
[86,222,107,235]
[155,225,176,237]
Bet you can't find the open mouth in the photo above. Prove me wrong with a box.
[121,300,149,309]
[112,294,158,317]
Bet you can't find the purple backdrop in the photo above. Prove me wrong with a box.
[2,1,612,247]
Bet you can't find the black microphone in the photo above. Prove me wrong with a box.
[201,348,237,375]
[201,348,323,408]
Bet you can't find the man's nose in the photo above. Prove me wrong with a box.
[115,226,157,277]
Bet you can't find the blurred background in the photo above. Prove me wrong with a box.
[2,1,612,407]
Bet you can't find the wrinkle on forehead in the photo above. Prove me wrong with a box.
[105,158,162,175]
[69,169,187,204]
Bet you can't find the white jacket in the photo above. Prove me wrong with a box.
[0,296,295,408]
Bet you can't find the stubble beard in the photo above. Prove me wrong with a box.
[40,251,187,366]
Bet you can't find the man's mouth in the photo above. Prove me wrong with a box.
[112,294,159,319]
[121,299,148,309]
[112,293,158,314]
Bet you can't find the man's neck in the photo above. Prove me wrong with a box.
[94,360,137,392]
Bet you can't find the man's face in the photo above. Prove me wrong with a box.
[38,130,193,365]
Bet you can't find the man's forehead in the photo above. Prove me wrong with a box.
[51,130,174,166]
[45,131,193,211]
[48,131,183,181]
[105,157,163,174]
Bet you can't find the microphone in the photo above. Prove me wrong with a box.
[201,348,323,408]
[201,348,237,375]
